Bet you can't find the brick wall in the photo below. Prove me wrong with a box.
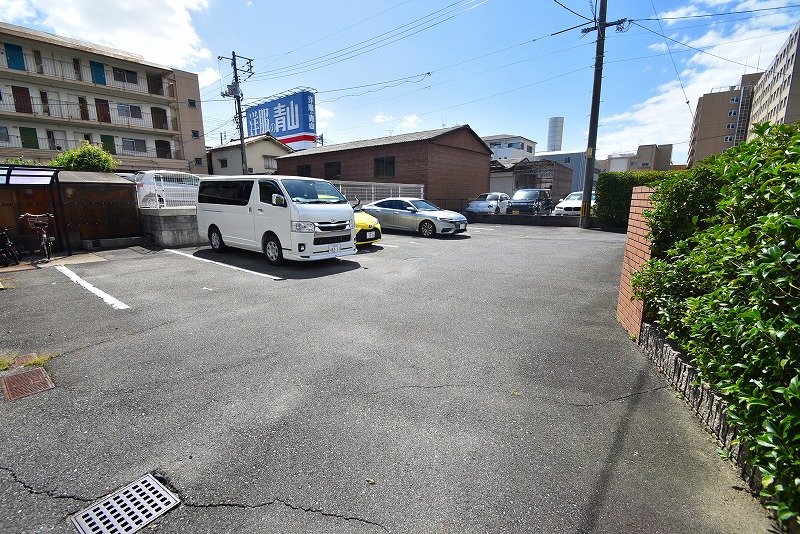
[617,186,654,342]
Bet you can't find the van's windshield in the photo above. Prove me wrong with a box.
[282,179,347,204]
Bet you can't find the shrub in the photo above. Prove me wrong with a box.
[632,122,800,522]
[48,141,118,172]
[594,171,670,228]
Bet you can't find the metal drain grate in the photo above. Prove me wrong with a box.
[70,473,180,534]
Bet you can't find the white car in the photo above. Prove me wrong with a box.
[465,192,509,214]
[554,191,596,216]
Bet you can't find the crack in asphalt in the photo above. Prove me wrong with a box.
[0,465,91,503]
[180,497,391,532]
[569,386,670,407]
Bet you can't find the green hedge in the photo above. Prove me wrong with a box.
[632,123,800,523]
[594,171,672,228]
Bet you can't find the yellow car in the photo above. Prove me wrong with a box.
[354,205,382,245]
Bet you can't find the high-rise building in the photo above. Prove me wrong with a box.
[0,22,205,172]
[687,73,762,168]
[748,21,800,137]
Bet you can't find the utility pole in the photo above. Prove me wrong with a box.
[580,0,626,229]
[219,51,253,175]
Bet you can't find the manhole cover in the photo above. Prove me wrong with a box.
[70,473,180,534]
[1,367,54,400]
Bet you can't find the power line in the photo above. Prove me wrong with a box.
[649,0,693,121]
[552,0,593,22]
[245,0,487,80]
[637,4,800,22]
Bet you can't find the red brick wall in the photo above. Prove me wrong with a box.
[617,186,654,342]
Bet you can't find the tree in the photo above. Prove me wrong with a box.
[48,141,119,172]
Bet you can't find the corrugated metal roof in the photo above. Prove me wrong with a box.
[58,171,134,185]
[279,125,477,158]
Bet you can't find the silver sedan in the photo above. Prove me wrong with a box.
[362,197,468,237]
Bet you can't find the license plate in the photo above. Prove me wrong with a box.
[328,244,341,253]
[512,210,520,214]
[366,231,375,239]
[458,223,465,230]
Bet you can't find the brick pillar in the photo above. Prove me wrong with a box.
[617,186,654,342]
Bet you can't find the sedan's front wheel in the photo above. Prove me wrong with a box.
[419,220,436,238]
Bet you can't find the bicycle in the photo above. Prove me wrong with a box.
[0,227,21,266]
[19,213,55,261]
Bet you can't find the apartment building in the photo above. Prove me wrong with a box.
[748,21,800,138]
[481,134,536,159]
[687,73,762,168]
[0,22,205,172]
[604,144,673,172]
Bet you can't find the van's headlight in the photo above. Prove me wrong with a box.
[292,221,316,232]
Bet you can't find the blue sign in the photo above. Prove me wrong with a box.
[246,91,316,146]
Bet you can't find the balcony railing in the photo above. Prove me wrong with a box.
[0,51,173,96]
[0,92,177,131]
[0,134,176,160]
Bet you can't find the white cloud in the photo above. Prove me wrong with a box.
[197,67,222,88]
[315,106,335,129]
[598,1,797,163]
[400,114,422,129]
[374,113,394,123]
[1,0,211,69]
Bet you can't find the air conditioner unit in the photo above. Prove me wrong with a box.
[247,168,254,174]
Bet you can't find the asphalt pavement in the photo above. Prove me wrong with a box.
[0,224,776,533]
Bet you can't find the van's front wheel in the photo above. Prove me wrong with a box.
[263,234,284,266]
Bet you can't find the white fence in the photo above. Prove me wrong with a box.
[331,180,425,204]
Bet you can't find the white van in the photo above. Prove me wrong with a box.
[134,170,201,208]
[196,175,357,265]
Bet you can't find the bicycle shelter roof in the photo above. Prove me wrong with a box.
[1,164,62,185]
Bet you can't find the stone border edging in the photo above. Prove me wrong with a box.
[638,323,761,490]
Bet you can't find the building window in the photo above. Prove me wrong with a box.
[118,103,142,119]
[122,137,146,153]
[194,158,203,166]
[188,99,197,108]
[564,157,571,164]
[726,123,735,129]
[728,110,738,116]
[263,156,276,170]
[724,136,734,142]
[527,146,533,153]
[641,162,651,167]
[73,58,82,80]
[324,161,341,180]
[191,130,200,138]
[113,67,138,85]
[219,158,228,168]
[0,126,9,143]
[374,156,395,177]
[297,164,312,177]
[730,96,740,104]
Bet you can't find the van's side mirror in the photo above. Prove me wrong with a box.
[272,194,286,206]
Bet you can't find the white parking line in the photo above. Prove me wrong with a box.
[55,266,130,310]
[166,249,284,280]
[380,244,400,248]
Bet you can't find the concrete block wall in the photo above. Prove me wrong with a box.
[139,207,205,248]
[617,186,654,342]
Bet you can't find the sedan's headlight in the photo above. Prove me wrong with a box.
[292,221,316,232]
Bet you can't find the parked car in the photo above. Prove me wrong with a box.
[352,200,382,245]
[505,188,553,215]
[134,170,201,208]
[362,197,467,237]
[465,192,510,214]
[553,190,596,216]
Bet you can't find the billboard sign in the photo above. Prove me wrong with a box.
[246,91,317,149]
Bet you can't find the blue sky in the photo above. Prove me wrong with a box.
[3,0,799,164]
